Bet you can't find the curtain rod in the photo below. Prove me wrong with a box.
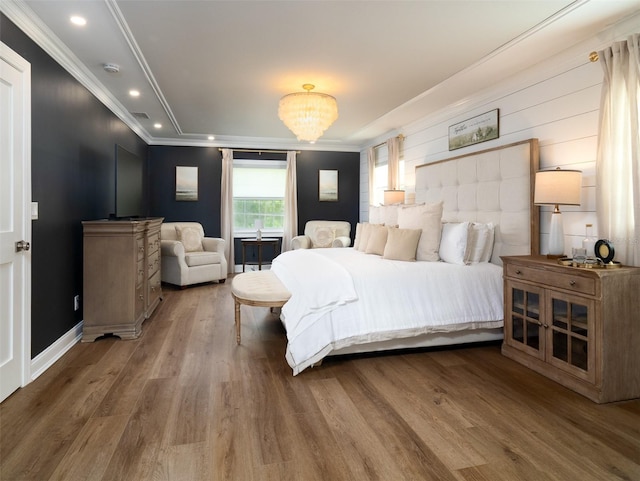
[372,134,405,150]
[218,148,300,154]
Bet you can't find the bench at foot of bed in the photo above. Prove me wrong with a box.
[231,271,291,345]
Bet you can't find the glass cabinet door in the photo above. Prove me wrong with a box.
[547,291,595,382]
[506,281,545,359]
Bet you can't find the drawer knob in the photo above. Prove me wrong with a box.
[515,269,522,275]
[570,280,576,286]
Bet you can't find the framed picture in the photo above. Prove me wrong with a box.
[175,166,198,201]
[318,169,338,202]
[448,109,499,151]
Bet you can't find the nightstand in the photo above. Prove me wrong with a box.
[501,255,640,403]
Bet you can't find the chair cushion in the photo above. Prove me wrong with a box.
[175,225,203,252]
[185,251,221,267]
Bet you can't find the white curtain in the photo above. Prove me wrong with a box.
[220,148,234,273]
[387,136,400,190]
[367,147,375,206]
[596,34,640,266]
[282,151,298,252]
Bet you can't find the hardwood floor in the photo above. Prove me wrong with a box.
[2,279,640,480]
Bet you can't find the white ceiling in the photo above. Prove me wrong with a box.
[5,0,640,150]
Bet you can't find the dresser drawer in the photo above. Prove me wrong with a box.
[505,264,596,296]
[136,237,145,261]
[148,250,160,277]
[148,232,160,255]
[137,260,145,286]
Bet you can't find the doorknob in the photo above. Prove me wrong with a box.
[15,240,30,252]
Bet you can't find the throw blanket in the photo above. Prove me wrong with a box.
[271,249,358,341]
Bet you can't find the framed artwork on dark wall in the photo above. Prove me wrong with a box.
[318,169,338,202]
[175,166,198,201]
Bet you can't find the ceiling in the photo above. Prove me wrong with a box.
[5,0,640,150]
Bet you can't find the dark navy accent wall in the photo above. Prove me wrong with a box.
[148,146,222,237]
[2,15,148,357]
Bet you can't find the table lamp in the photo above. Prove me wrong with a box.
[384,189,405,205]
[534,168,582,257]
[254,219,263,240]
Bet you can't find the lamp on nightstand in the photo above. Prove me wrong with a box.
[384,189,405,205]
[534,167,582,257]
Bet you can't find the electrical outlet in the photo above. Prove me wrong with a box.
[74,295,80,311]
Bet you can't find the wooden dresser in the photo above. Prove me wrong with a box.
[82,218,163,342]
[501,255,640,403]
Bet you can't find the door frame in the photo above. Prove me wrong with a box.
[1,41,32,392]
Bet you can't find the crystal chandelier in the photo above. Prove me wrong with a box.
[278,84,338,143]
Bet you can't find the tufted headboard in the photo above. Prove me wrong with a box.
[415,138,539,265]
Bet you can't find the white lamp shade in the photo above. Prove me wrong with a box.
[384,190,405,205]
[534,169,582,206]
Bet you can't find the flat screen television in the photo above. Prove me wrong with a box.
[115,144,144,219]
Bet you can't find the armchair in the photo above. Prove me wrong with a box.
[160,222,227,287]
[291,220,352,249]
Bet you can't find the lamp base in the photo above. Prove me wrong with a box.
[547,211,565,256]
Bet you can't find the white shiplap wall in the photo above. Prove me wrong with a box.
[360,13,640,256]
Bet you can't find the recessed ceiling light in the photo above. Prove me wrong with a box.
[154,123,162,129]
[129,90,140,97]
[70,16,86,26]
[208,135,215,140]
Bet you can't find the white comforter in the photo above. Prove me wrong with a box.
[271,248,504,375]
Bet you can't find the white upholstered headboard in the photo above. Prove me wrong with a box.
[415,139,539,265]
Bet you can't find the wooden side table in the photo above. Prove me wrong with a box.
[241,238,280,272]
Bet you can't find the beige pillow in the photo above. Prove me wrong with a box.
[175,225,203,252]
[383,228,422,261]
[397,202,443,261]
[365,224,388,255]
[357,223,374,252]
[312,226,335,248]
[353,223,363,250]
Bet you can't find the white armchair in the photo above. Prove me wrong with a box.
[160,222,227,287]
[291,220,352,249]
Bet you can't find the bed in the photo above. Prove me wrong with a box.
[271,139,540,375]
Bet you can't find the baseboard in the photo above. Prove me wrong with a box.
[30,321,83,381]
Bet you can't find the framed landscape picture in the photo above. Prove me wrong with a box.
[448,109,499,150]
[176,166,198,201]
[319,170,338,202]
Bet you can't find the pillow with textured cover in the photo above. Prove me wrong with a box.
[465,222,495,263]
[397,202,443,262]
[439,222,470,265]
[175,225,204,252]
[365,224,388,255]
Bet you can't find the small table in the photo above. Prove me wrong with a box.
[241,238,280,272]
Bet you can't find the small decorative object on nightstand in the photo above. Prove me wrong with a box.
[501,255,640,403]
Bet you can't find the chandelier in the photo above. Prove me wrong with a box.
[278,84,338,143]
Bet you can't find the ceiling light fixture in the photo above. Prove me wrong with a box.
[129,89,140,97]
[70,15,86,26]
[278,84,338,143]
[154,123,162,129]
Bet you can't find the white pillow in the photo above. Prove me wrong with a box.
[397,202,443,262]
[379,205,399,227]
[465,222,495,263]
[439,222,470,265]
[369,206,381,224]
[353,223,364,250]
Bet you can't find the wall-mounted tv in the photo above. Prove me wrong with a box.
[115,144,144,219]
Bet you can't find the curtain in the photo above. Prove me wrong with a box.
[387,136,400,190]
[220,148,234,273]
[282,151,298,252]
[367,147,375,207]
[596,34,640,266]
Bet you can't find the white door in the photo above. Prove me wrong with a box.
[0,43,31,403]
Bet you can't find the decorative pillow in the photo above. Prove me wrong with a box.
[465,222,495,263]
[365,224,388,255]
[357,223,374,252]
[353,223,363,250]
[379,204,399,227]
[369,206,381,224]
[175,225,203,252]
[383,228,422,261]
[439,222,470,265]
[312,226,335,248]
[397,202,443,262]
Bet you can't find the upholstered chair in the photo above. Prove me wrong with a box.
[291,220,351,249]
[160,222,227,287]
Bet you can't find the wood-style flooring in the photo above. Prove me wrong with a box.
[2,278,640,481]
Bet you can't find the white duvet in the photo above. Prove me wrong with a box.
[271,248,504,375]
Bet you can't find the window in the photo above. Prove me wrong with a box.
[233,159,286,234]
[372,150,404,205]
